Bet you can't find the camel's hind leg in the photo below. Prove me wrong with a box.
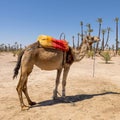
[22,73,36,106]
[16,63,35,110]
[16,72,29,110]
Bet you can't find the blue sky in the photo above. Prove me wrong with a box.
[0,0,120,47]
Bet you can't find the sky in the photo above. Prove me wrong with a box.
[0,0,120,47]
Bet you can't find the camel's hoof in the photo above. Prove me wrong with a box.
[62,96,66,99]
[53,96,58,100]
[21,106,29,111]
[29,101,36,106]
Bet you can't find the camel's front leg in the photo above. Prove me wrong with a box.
[62,66,70,97]
[53,69,62,99]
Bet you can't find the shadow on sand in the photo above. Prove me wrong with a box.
[30,92,120,108]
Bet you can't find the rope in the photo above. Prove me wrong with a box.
[59,32,65,40]
[93,43,96,77]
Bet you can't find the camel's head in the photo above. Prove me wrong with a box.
[85,35,100,46]
[72,35,100,62]
[81,36,100,50]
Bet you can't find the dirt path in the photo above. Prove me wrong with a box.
[0,52,120,120]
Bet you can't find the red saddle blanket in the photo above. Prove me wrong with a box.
[37,35,69,51]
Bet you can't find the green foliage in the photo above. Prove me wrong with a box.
[87,50,94,59]
[101,51,111,64]
[118,49,120,56]
[11,50,22,57]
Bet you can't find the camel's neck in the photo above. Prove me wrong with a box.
[79,42,88,60]
[74,42,88,61]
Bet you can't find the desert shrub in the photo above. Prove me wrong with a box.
[101,51,111,64]
[12,49,22,57]
[87,50,94,59]
[118,49,120,56]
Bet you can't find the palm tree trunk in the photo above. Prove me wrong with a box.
[80,21,83,41]
[72,36,75,49]
[96,23,101,50]
[101,33,105,51]
[104,27,111,49]
[77,33,80,49]
[96,18,102,52]
[115,18,119,54]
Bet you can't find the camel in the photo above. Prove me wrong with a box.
[13,35,99,110]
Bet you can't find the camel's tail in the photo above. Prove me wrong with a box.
[13,50,24,79]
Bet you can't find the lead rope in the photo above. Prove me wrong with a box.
[59,32,66,66]
[93,43,96,77]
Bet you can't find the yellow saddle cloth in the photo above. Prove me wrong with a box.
[37,35,69,51]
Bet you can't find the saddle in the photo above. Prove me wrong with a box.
[37,35,69,52]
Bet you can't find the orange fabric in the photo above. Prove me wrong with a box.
[37,35,69,51]
[37,35,53,47]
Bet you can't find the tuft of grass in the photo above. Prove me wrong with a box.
[101,51,111,64]
[11,49,22,57]
[87,50,94,59]
[118,49,120,56]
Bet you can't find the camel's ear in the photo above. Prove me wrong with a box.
[86,36,90,39]
[91,36,94,40]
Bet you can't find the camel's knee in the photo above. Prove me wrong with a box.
[62,80,66,87]
[55,80,60,87]
[16,79,26,93]
[16,85,22,94]
[22,85,27,92]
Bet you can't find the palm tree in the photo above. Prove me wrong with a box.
[80,21,83,41]
[0,44,5,51]
[14,42,18,50]
[96,18,103,51]
[104,27,112,49]
[77,33,80,49]
[114,17,119,54]
[8,44,10,51]
[112,44,115,52]
[20,44,22,50]
[86,23,93,50]
[72,36,75,49]
[101,29,106,51]
[86,23,93,36]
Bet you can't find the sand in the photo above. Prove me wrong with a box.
[0,52,120,120]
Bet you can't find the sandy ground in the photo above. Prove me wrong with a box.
[0,52,120,120]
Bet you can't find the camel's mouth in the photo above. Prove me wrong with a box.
[94,40,99,43]
[94,37,100,43]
